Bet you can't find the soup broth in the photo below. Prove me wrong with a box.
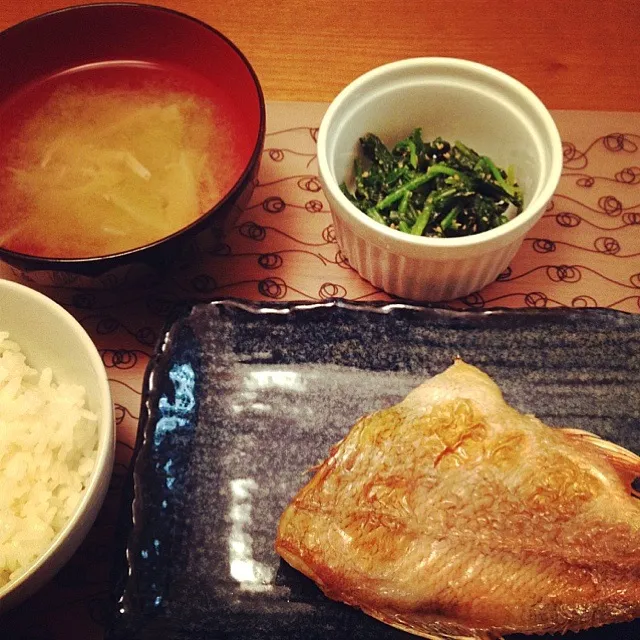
[0,62,246,258]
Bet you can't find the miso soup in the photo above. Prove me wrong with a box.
[0,62,247,258]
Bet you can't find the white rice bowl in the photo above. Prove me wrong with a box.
[0,331,98,588]
[0,278,113,613]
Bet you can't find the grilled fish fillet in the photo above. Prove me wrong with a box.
[276,360,640,640]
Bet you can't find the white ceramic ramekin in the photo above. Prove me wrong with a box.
[317,57,563,301]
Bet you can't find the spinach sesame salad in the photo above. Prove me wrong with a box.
[340,129,524,238]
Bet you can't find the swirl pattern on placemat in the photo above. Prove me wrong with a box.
[0,104,638,640]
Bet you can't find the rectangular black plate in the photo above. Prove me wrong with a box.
[108,300,640,640]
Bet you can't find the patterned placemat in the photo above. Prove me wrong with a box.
[0,103,638,639]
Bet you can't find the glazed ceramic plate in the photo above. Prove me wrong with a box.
[108,300,640,640]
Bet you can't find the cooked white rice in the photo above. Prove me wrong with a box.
[0,331,98,588]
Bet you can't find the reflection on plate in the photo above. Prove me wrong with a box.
[107,300,640,640]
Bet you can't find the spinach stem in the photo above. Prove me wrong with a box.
[375,173,431,210]
[366,207,387,225]
[411,201,433,236]
[481,155,515,197]
[440,204,462,230]
[398,190,411,215]
[376,163,463,212]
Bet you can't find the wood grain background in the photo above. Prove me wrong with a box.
[3,0,640,110]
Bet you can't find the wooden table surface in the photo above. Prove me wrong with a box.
[2,0,639,110]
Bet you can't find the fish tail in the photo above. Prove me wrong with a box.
[561,427,640,498]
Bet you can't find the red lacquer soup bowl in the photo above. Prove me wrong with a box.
[0,3,265,288]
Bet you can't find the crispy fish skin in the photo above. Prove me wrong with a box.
[276,360,640,640]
